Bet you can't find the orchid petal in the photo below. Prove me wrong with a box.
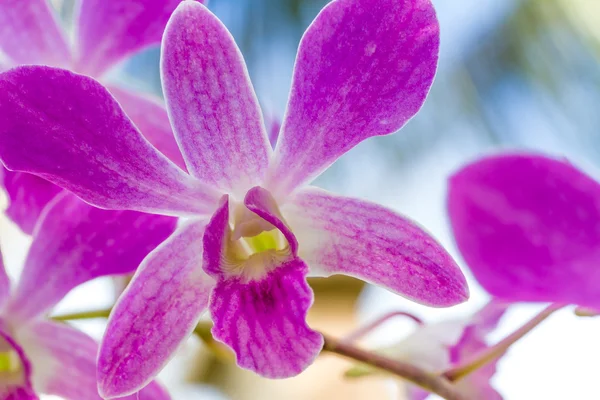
[449,362,501,400]
[0,325,36,399]
[391,321,465,371]
[443,301,508,400]
[448,153,600,308]
[210,259,322,378]
[203,199,322,378]
[2,169,62,235]
[267,0,439,196]
[353,318,493,400]
[449,310,506,400]
[161,1,271,195]
[284,187,468,307]
[201,196,232,279]
[0,66,220,216]
[0,0,70,67]
[4,192,177,322]
[349,302,506,400]
[200,196,231,279]
[18,321,169,400]
[345,321,463,386]
[405,326,503,400]
[107,86,187,171]
[98,220,214,398]
[74,0,202,77]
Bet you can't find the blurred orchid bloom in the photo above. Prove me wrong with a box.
[449,153,600,309]
[347,301,508,400]
[0,0,197,233]
[0,0,469,396]
[0,192,175,399]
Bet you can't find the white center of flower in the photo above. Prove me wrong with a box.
[221,202,291,281]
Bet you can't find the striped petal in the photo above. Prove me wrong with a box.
[267,0,439,197]
[161,2,271,196]
[0,66,219,216]
[98,220,214,398]
[210,258,323,378]
[4,192,177,322]
[283,187,468,307]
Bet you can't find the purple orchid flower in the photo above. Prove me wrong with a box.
[0,0,196,233]
[0,0,469,396]
[0,191,175,399]
[448,152,600,309]
[347,301,507,400]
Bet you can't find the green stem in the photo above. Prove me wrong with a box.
[52,308,112,321]
[443,303,562,382]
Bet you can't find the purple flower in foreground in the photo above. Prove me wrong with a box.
[0,192,175,399]
[0,0,469,396]
[0,0,195,233]
[449,153,600,309]
[347,302,507,400]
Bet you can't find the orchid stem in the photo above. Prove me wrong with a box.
[321,334,465,400]
[443,303,563,382]
[343,311,424,343]
[53,308,464,399]
[52,308,112,321]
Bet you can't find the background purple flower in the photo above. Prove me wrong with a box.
[0,191,175,399]
[448,152,600,310]
[346,301,507,400]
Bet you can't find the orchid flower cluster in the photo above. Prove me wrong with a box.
[0,0,595,399]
